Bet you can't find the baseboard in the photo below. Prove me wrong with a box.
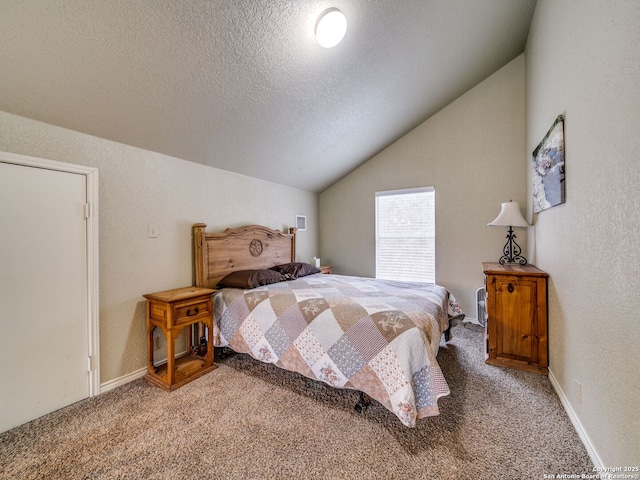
[99,349,190,393]
[548,368,604,469]
[100,367,147,394]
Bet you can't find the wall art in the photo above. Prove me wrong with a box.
[533,114,565,213]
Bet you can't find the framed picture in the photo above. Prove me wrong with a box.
[533,115,565,213]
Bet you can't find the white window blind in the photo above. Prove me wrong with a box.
[375,187,435,283]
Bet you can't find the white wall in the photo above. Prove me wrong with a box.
[319,56,527,317]
[0,111,318,384]
[525,0,640,466]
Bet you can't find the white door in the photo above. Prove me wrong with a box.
[0,160,90,433]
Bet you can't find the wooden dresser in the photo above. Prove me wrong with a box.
[483,262,549,375]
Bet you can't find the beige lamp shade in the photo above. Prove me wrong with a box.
[488,201,529,227]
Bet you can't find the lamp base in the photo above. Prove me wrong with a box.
[498,227,527,265]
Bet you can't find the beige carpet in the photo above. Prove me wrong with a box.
[0,325,592,479]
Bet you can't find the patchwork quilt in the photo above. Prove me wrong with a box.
[213,274,457,427]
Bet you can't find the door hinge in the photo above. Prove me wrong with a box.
[84,203,91,219]
[87,356,94,372]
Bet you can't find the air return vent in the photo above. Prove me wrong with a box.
[295,215,307,231]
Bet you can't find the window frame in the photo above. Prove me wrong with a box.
[374,186,436,283]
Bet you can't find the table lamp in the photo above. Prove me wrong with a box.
[488,201,529,265]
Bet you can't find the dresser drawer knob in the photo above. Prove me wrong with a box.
[507,283,514,293]
[187,307,199,316]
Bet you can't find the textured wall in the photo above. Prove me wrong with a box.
[0,1,535,193]
[319,56,527,318]
[525,1,640,466]
[0,111,318,384]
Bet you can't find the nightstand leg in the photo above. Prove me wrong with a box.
[166,327,175,386]
[145,303,154,375]
[206,322,214,365]
[146,323,153,375]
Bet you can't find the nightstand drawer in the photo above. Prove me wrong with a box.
[174,299,211,325]
[148,301,168,322]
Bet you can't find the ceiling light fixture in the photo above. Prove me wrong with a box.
[315,8,347,48]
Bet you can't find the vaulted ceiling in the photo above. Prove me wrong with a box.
[0,1,536,192]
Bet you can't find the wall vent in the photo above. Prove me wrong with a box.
[295,215,307,231]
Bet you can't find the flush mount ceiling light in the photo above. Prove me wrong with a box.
[315,8,347,48]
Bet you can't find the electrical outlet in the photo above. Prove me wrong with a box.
[575,380,582,405]
[148,224,158,238]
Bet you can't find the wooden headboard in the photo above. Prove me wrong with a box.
[193,223,296,288]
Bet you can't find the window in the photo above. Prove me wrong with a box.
[375,187,435,283]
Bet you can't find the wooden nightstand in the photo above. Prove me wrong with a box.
[483,262,548,375]
[319,265,332,274]
[143,286,217,391]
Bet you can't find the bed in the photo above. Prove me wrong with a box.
[193,223,462,427]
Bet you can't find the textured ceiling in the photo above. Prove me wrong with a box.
[0,1,536,192]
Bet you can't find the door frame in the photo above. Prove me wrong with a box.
[0,150,100,395]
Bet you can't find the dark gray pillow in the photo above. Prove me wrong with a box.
[270,262,320,279]
[218,269,286,289]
